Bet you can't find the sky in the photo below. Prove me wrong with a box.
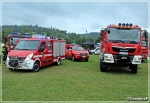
[1,0,149,34]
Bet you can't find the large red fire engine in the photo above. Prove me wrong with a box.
[141,30,149,62]
[5,34,66,72]
[100,23,144,74]
[4,32,31,52]
[65,44,89,61]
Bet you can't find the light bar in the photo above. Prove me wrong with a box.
[117,23,133,27]
[11,32,21,35]
[32,34,46,39]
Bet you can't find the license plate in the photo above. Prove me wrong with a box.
[82,56,86,58]
[122,57,127,59]
[119,52,128,55]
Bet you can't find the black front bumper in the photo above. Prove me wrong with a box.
[109,54,134,66]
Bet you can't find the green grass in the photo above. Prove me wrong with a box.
[2,55,148,101]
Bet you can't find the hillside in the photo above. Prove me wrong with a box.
[78,32,99,39]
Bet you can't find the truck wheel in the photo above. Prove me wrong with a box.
[72,55,75,61]
[142,59,144,62]
[32,61,40,72]
[9,68,13,71]
[85,59,88,62]
[100,61,107,72]
[92,52,95,55]
[57,58,61,66]
[130,64,138,74]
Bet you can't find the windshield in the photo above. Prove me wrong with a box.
[73,47,84,50]
[14,40,40,50]
[10,37,24,45]
[108,28,141,44]
[142,41,148,47]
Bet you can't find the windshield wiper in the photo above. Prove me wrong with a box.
[129,41,137,44]
[14,48,20,50]
[112,40,124,43]
[124,40,137,44]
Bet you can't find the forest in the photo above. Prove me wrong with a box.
[1,25,100,44]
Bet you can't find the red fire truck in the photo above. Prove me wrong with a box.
[65,44,89,61]
[100,23,144,74]
[141,30,149,62]
[4,32,31,52]
[5,35,66,72]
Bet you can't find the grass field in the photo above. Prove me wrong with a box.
[2,55,148,101]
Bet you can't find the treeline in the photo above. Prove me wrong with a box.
[1,25,100,44]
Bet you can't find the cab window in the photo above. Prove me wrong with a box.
[48,42,51,50]
[39,42,46,51]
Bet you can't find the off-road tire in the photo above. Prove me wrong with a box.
[100,61,107,72]
[85,59,88,62]
[129,64,138,74]
[32,61,40,72]
[9,68,13,71]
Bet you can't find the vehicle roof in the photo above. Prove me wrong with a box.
[8,34,31,38]
[19,38,66,41]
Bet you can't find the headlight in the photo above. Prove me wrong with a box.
[25,53,33,62]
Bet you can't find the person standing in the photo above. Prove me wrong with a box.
[1,44,8,65]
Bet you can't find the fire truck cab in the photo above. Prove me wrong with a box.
[6,34,66,72]
[4,32,31,52]
[100,23,143,74]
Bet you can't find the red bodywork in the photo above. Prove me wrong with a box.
[6,34,31,52]
[65,44,89,61]
[6,36,66,70]
[100,24,142,65]
[141,38,148,60]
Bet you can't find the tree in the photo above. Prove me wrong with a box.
[22,26,31,34]
[37,27,42,34]
[95,36,100,43]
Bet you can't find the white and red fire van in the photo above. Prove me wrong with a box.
[5,34,66,72]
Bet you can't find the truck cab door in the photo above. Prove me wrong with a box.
[38,41,47,66]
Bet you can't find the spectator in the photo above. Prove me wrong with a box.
[1,44,8,65]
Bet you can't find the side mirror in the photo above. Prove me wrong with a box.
[10,38,13,40]
[100,29,105,36]
[107,29,110,34]
[39,46,45,52]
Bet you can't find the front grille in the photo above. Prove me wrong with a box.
[9,57,26,67]
[112,47,136,53]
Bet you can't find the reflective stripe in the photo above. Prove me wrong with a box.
[33,55,42,58]
[44,54,52,56]
[33,54,52,58]
[61,57,65,60]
